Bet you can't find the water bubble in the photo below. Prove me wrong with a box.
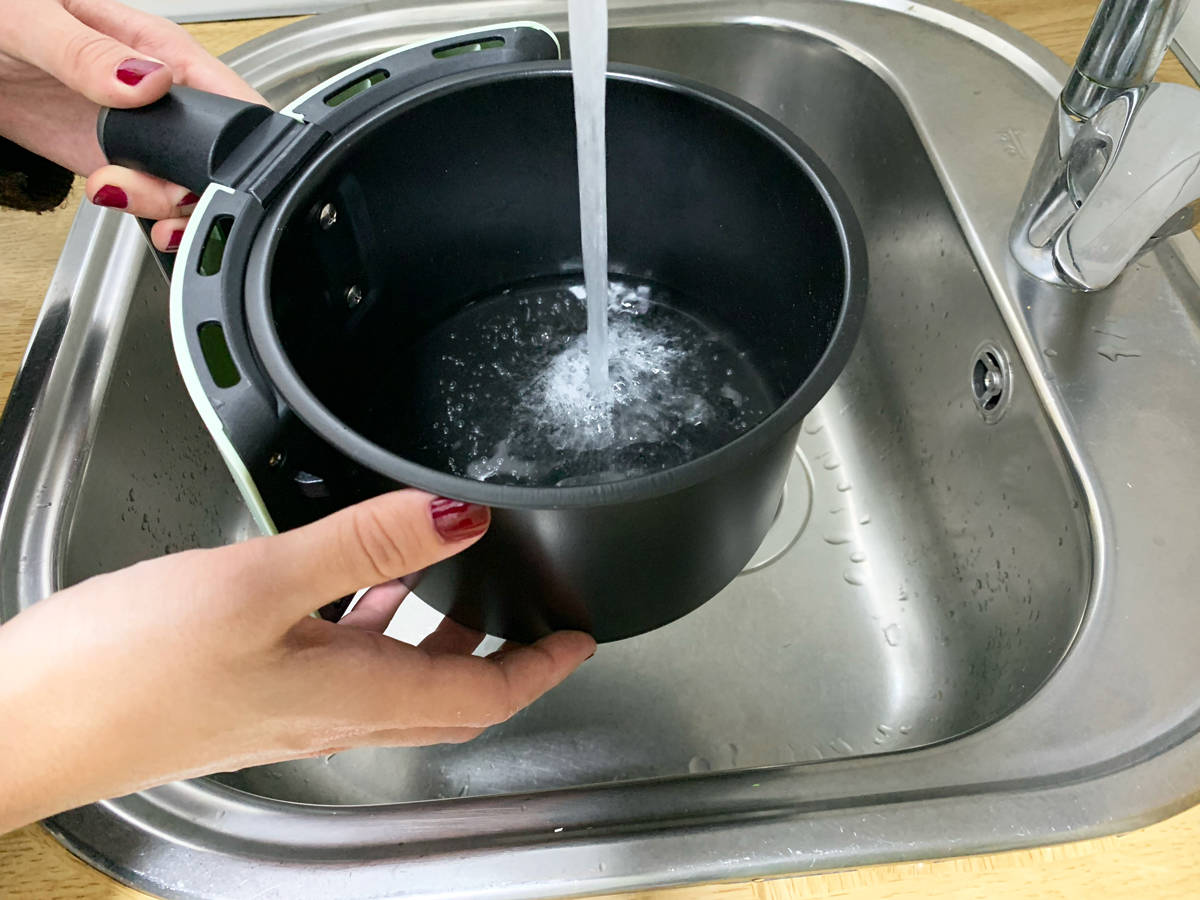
[883,624,901,646]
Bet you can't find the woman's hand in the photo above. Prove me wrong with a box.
[0,490,595,834]
[0,0,265,250]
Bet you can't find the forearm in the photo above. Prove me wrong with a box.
[0,601,154,834]
[0,611,88,833]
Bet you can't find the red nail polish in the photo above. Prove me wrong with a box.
[179,192,200,208]
[115,58,164,86]
[92,185,127,209]
[165,229,184,251]
[430,497,489,541]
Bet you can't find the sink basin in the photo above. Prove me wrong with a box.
[2,0,1199,897]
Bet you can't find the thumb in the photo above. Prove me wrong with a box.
[9,2,173,108]
[244,491,490,619]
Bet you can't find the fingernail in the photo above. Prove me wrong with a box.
[430,497,489,542]
[115,58,164,86]
[179,191,201,208]
[165,229,184,252]
[92,185,127,209]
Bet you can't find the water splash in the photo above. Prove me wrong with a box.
[393,280,773,487]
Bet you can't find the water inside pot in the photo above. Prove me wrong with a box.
[358,275,776,486]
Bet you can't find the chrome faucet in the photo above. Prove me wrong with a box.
[1010,0,1200,290]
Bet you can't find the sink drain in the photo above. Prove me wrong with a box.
[971,342,1012,424]
[742,446,814,572]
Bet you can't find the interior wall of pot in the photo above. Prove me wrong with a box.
[267,69,847,457]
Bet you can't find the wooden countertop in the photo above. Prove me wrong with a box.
[2,4,1199,898]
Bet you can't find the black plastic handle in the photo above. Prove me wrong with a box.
[96,25,561,196]
[98,86,275,194]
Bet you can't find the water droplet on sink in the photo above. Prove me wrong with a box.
[1043,347,1058,358]
[688,756,712,773]
[822,459,841,470]
[804,420,823,435]
[883,623,901,646]
[850,551,866,563]
[837,481,853,492]
[1092,324,1127,340]
[899,725,912,734]
[825,533,852,545]
[877,723,893,735]
[859,514,871,525]
[1097,344,1141,361]
[728,742,740,766]
[844,570,865,586]
[831,738,854,755]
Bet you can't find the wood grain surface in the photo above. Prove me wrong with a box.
[2,4,1199,899]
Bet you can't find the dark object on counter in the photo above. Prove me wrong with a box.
[98,24,866,642]
[0,137,73,212]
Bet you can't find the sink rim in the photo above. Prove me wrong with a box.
[3,0,1200,896]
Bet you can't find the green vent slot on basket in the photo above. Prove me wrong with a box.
[197,215,234,277]
[324,69,388,107]
[198,321,241,388]
[432,37,504,58]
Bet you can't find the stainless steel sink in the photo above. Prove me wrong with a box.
[3,1,1199,897]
